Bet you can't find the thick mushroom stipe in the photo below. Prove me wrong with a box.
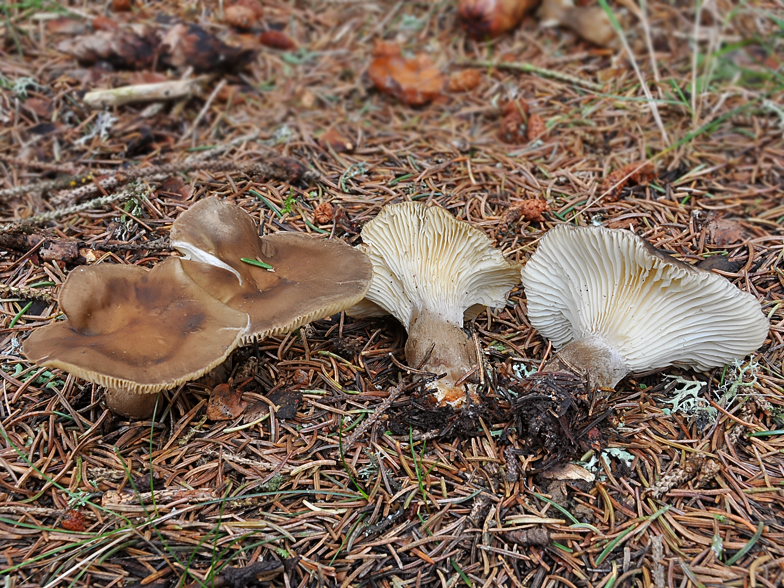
[171,197,373,345]
[23,258,249,419]
[347,202,521,405]
[522,225,769,388]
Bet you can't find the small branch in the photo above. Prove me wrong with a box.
[0,283,55,303]
[459,60,604,92]
[0,181,151,233]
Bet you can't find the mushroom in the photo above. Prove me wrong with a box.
[23,258,249,418]
[170,197,373,344]
[521,225,769,388]
[347,202,522,406]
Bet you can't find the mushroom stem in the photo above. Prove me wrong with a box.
[542,336,628,389]
[104,389,161,419]
[405,308,479,405]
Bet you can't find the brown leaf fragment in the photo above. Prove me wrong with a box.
[704,216,749,247]
[259,30,296,50]
[92,16,120,32]
[505,528,551,546]
[266,388,302,419]
[47,17,90,35]
[526,113,547,141]
[319,128,353,153]
[155,176,193,200]
[160,23,256,72]
[224,4,258,30]
[313,202,334,225]
[499,99,529,143]
[61,510,87,532]
[447,69,482,92]
[111,0,132,12]
[206,383,247,421]
[499,199,549,229]
[540,462,595,482]
[57,25,159,70]
[600,162,655,202]
[458,0,538,39]
[367,42,444,106]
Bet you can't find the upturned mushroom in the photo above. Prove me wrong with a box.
[347,202,522,406]
[23,258,249,418]
[521,225,769,388]
[170,197,373,344]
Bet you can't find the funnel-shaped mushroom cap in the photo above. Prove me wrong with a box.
[23,258,249,395]
[522,225,769,373]
[171,197,373,345]
[348,202,521,327]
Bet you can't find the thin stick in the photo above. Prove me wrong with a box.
[0,181,151,233]
[0,283,55,303]
[459,60,604,92]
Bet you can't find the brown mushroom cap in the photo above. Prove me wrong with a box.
[23,258,249,416]
[171,197,373,344]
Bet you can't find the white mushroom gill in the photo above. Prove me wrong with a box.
[522,225,769,388]
[348,202,521,406]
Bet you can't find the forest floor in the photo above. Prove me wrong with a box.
[0,0,783,587]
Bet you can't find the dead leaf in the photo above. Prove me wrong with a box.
[447,69,482,92]
[319,128,353,153]
[499,199,549,227]
[705,216,749,247]
[61,510,87,532]
[600,162,655,202]
[504,528,551,546]
[111,0,132,11]
[57,24,159,70]
[92,16,120,31]
[367,42,444,106]
[155,176,193,200]
[47,17,90,35]
[266,388,302,419]
[225,4,258,30]
[540,463,595,482]
[458,0,538,39]
[160,23,256,72]
[539,0,617,47]
[206,383,247,421]
[259,30,296,50]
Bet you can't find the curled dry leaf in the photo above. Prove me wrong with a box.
[206,382,248,421]
[57,24,159,70]
[61,510,87,532]
[259,30,296,50]
[111,0,132,11]
[161,23,255,72]
[447,69,482,92]
[367,42,444,106]
[224,5,258,30]
[499,99,529,143]
[500,199,549,228]
[600,161,655,202]
[319,128,353,153]
[705,215,749,247]
[313,202,335,224]
[458,0,538,39]
[526,113,547,141]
